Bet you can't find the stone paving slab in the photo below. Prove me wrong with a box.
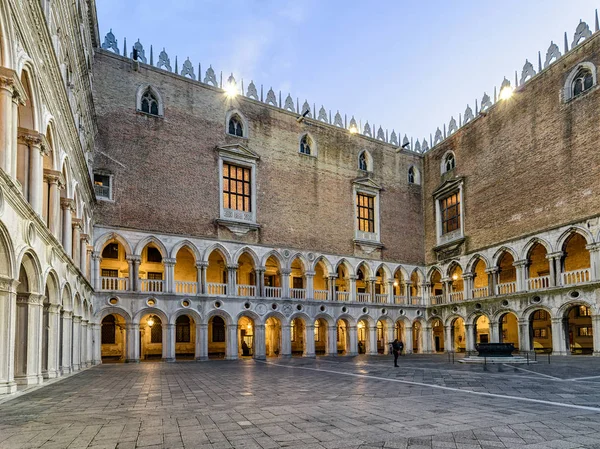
[0,355,599,448]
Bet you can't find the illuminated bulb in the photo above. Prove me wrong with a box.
[499,85,514,100]
[247,323,252,330]
[393,281,399,287]
[224,82,238,98]
[358,322,364,329]
[349,126,358,134]
[452,274,458,281]
[147,317,154,328]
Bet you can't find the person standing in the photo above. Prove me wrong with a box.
[391,339,402,367]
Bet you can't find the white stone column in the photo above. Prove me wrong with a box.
[514,260,528,291]
[281,269,291,299]
[546,252,563,287]
[10,92,18,178]
[0,73,16,176]
[92,323,102,365]
[0,278,18,394]
[86,322,93,366]
[347,325,358,356]
[129,256,141,292]
[551,318,568,355]
[254,324,266,360]
[226,324,238,360]
[368,324,377,355]
[164,324,175,362]
[591,315,600,356]
[405,281,412,304]
[422,325,433,353]
[28,136,45,216]
[384,322,394,355]
[463,273,474,300]
[404,325,413,354]
[79,234,89,276]
[444,325,453,353]
[227,265,238,296]
[305,323,315,358]
[80,320,87,368]
[518,319,530,353]
[349,275,357,302]
[386,280,394,304]
[45,304,61,378]
[465,323,475,354]
[91,251,101,291]
[61,311,73,374]
[72,316,81,371]
[421,282,430,305]
[197,323,207,360]
[586,243,600,281]
[281,324,291,357]
[256,267,265,297]
[163,258,176,294]
[305,271,315,300]
[125,324,139,362]
[61,198,74,256]
[196,262,206,295]
[489,320,499,343]
[71,219,81,266]
[327,325,337,356]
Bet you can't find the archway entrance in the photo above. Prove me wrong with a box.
[237,316,254,357]
[140,314,163,361]
[432,319,444,353]
[499,312,519,350]
[357,319,369,354]
[175,315,196,360]
[565,305,593,355]
[208,316,227,359]
[337,319,349,355]
[530,309,552,353]
[475,315,490,344]
[290,317,305,356]
[101,314,126,362]
[314,319,327,355]
[452,317,465,352]
[265,317,281,357]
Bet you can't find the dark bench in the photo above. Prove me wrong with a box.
[475,343,515,357]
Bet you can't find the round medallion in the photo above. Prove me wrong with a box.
[255,303,267,315]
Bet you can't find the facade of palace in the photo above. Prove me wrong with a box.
[1,0,600,394]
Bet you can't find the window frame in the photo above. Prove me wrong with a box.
[224,109,248,139]
[356,192,375,234]
[440,151,456,174]
[434,179,465,246]
[440,192,461,235]
[222,162,252,213]
[135,84,164,117]
[299,133,317,157]
[93,171,113,201]
[353,179,381,245]
[563,61,597,102]
[358,150,372,172]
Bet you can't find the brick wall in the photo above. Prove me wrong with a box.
[93,51,424,264]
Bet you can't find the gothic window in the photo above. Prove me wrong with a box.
[299,134,312,155]
[212,316,225,342]
[141,89,159,115]
[357,193,375,233]
[358,151,369,171]
[228,115,244,137]
[440,192,460,235]
[408,166,420,185]
[573,68,594,97]
[223,162,251,212]
[176,315,191,343]
[101,315,116,344]
[147,247,162,263]
[442,152,455,174]
[102,243,119,259]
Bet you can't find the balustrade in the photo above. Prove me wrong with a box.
[356,292,370,303]
[207,282,227,296]
[375,293,388,304]
[394,295,407,305]
[335,291,349,301]
[175,281,197,294]
[472,286,489,298]
[100,276,128,291]
[410,296,423,306]
[527,275,550,291]
[496,281,516,295]
[237,284,256,297]
[562,268,591,285]
[264,286,282,298]
[289,288,306,299]
[314,290,329,300]
[430,294,443,305]
[140,279,164,293]
[449,291,463,302]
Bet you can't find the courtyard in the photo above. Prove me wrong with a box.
[0,356,600,449]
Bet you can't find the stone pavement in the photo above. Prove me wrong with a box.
[1,354,600,449]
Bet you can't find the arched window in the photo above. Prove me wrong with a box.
[101,315,116,344]
[442,152,455,173]
[300,134,312,155]
[358,150,372,171]
[141,89,159,116]
[212,316,225,342]
[228,115,243,137]
[408,166,421,185]
[176,315,191,343]
[573,68,594,97]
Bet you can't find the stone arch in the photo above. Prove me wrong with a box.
[335,313,357,327]
[467,311,490,327]
[355,260,372,278]
[73,293,83,317]
[233,246,260,267]
[557,300,595,318]
[374,263,392,279]
[557,226,594,250]
[313,313,335,326]
[393,265,409,280]
[16,248,42,294]
[94,232,132,255]
[59,156,73,198]
[492,246,519,267]
[204,308,234,326]
[134,235,168,258]
[97,306,132,323]
[235,310,262,324]
[17,61,40,131]
[444,313,466,328]
[0,220,15,278]
[522,305,554,321]
[407,165,421,185]
[225,108,248,137]
[311,255,333,275]
[427,266,443,282]
[334,258,353,274]
[522,237,553,260]
[299,131,317,157]
[286,252,308,271]
[440,150,456,174]
[563,61,597,101]
[133,307,169,325]
[446,261,463,278]
[358,149,372,172]
[203,243,232,265]
[465,254,490,273]
[288,311,311,326]
[491,308,520,323]
[262,310,287,325]
[356,314,375,327]
[61,282,73,311]
[0,0,15,69]
[260,249,284,269]
[42,269,61,305]
[169,308,201,326]
[136,84,164,116]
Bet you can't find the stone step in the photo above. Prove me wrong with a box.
[458,356,537,364]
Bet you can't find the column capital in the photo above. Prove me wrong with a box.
[47,304,62,314]
[226,264,239,270]
[126,255,141,263]
[304,270,316,277]
[404,280,413,286]
[440,277,451,283]
[43,169,62,185]
[80,233,90,243]
[546,251,564,260]
[17,293,43,305]
[163,258,177,266]
[60,197,75,211]
[513,259,528,267]
[196,261,208,269]
[586,242,600,252]
[0,66,27,104]
[485,267,500,274]
[91,251,102,260]
[348,275,357,281]
[62,310,73,318]
[0,275,19,293]
[72,218,82,230]
[462,272,474,280]
[17,127,47,153]
[255,266,266,273]
[73,316,82,323]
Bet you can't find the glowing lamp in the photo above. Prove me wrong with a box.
[147,316,155,328]
[452,274,458,281]
[358,322,364,329]
[246,323,252,330]
[499,85,514,101]
[393,281,399,287]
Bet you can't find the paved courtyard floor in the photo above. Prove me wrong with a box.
[1,355,600,449]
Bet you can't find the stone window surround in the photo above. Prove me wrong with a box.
[225,109,249,139]
[94,170,114,202]
[298,132,317,158]
[563,61,597,102]
[135,84,164,117]
[434,179,464,246]
[357,149,373,173]
[440,150,456,175]
[353,180,381,245]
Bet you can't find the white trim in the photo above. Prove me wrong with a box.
[353,182,380,244]
[435,182,464,246]
[408,165,421,185]
[440,151,456,175]
[357,149,373,172]
[563,61,597,102]
[135,84,164,116]
[298,132,317,157]
[225,109,249,138]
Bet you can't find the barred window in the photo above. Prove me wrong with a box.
[440,192,460,234]
[176,315,191,343]
[357,193,375,233]
[223,163,251,212]
[94,173,111,199]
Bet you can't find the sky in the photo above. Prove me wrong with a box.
[97,0,599,141]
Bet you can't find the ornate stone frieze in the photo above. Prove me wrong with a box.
[181,58,195,80]
[101,30,119,54]
[246,81,258,100]
[265,88,277,106]
[157,48,172,71]
[204,66,217,86]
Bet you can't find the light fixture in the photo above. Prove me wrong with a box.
[246,323,252,330]
[393,281,399,287]
[147,316,155,328]
[499,85,514,101]
[358,322,364,329]
[349,125,358,134]
[452,274,458,281]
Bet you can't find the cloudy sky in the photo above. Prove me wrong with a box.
[97,0,598,141]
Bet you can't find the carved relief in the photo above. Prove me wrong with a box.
[181,58,195,80]
[434,128,443,145]
[204,66,218,86]
[246,81,259,100]
[157,48,172,71]
[448,117,457,134]
[101,29,119,54]
[544,42,561,68]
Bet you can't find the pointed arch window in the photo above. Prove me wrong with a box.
[228,115,244,137]
[176,315,191,343]
[300,134,312,155]
[442,153,455,173]
[136,85,163,116]
[359,151,368,171]
[408,166,421,185]
[141,90,158,115]
[564,62,597,101]
[573,68,594,97]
